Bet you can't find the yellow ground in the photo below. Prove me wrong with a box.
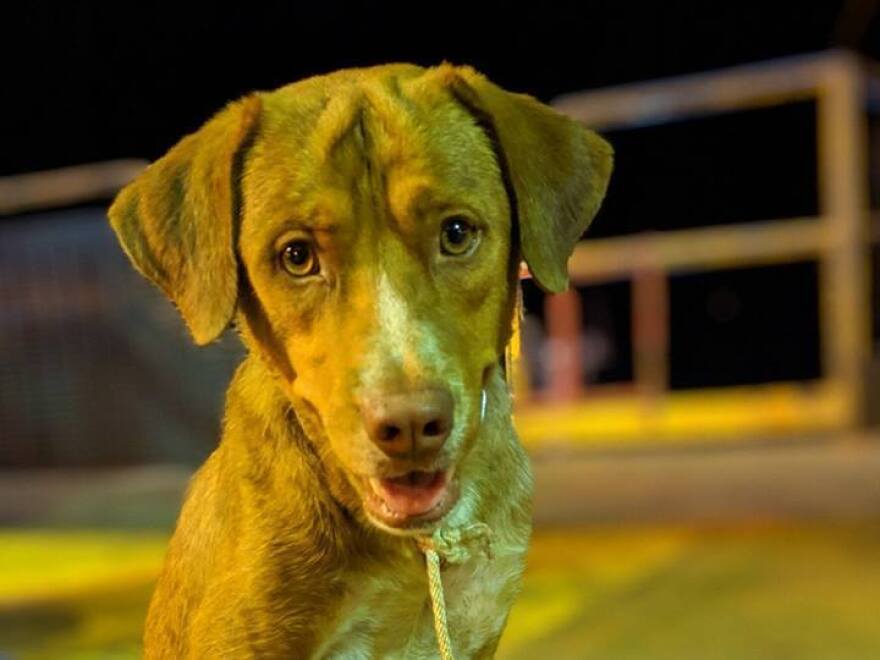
[1,524,879,658]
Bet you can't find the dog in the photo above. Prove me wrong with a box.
[108,63,611,658]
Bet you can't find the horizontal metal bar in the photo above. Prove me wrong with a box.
[0,159,147,216]
[553,50,864,130]
[568,217,826,283]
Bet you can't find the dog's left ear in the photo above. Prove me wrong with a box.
[442,66,613,293]
[108,96,262,345]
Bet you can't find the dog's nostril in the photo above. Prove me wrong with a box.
[364,389,454,457]
[423,420,442,437]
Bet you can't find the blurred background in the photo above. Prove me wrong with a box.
[2,1,880,658]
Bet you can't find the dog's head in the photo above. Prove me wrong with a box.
[109,64,611,535]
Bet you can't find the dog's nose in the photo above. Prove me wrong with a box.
[363,389,454,459]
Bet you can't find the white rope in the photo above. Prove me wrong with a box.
[422,545,455,660]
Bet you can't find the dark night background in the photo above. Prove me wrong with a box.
[4,1,878,177]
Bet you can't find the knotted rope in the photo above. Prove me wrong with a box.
[416,523,494,660]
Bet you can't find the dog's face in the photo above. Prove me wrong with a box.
[109,64,612,535]
[237,71,515,533]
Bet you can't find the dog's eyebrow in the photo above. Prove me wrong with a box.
[274,216,341,235]
[390,178,470,224]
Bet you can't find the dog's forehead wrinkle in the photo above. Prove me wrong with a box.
[304,74,421,166]
[307,92,366,165]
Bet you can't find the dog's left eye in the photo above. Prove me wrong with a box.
[440,217,479,256]
[280,240,319,277]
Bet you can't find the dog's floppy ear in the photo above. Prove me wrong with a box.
[108,96,262,345]
[443,66,612,293]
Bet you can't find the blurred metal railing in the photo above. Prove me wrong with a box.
[0,159,147,215]
[514,50,878,447]
[0,158,252,467]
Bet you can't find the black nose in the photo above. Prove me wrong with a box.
[362,389,454,459]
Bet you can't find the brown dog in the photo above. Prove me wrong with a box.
[109,63,611,658]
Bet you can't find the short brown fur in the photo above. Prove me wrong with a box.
[109,63,611,658]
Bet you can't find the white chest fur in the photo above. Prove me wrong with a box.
[311,541,526,659]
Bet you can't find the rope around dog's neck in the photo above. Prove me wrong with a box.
[420,542,453,660]
[416,524,494,660]
[415,284,522,659]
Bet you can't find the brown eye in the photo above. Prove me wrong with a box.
[280,240,318,277]
[440,217,479,256]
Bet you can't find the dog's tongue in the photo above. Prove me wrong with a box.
[369,471,447,516]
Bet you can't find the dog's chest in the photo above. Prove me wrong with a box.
[311,548,523,659]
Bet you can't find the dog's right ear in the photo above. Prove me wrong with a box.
[108,96,262,345]
[438,65,613,294]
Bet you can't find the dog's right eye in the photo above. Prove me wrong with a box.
[440,216,479,257]
[280,240,319,277]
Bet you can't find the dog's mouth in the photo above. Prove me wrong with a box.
[362,468,456,530]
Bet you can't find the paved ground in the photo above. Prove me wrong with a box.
[3,436,879,528]
[1,524,879,659]
[530,435,880,525]
[1,436,879,658]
